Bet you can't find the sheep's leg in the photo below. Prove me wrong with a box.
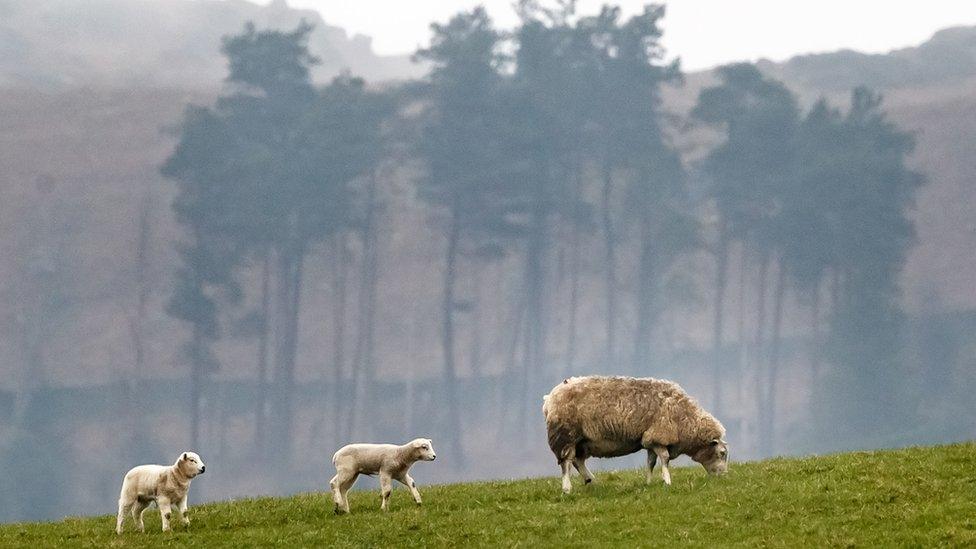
[645,449,658,484]
[157,496,173,532]
[131,500,149,532]
[116,499,132,535]
[560,460,574,494]
[572,457,594,485]
[379,472,393,511]
[652,445,671,486]
[396,473,422,505]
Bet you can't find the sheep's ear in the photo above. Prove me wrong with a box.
[182,452,188,461]
[710,439,720,446]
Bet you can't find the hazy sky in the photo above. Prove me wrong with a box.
[281,0,976,70]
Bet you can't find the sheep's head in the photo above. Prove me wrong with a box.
[410,438,436,461]
[176,451,206,477]
[693,439,728,475]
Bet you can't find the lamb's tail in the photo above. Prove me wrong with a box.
[331,450,340,467]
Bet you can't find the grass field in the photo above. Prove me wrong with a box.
[1,443,974,547]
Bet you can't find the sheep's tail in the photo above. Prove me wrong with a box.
[331,450,340,467]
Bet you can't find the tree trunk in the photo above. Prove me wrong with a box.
[566,167,583,373]
[441,204,465,466]
[711,222,730,417]
[254,251,272,451]
[331,233,348,439]
[519,205,548,437]
[763,258,787,456]
[282,242,306,459]
[601,161,617,363]
[469,266,484,379]
[810,277,822,380]
[270,238,306,464]
[566,213,581,374]
[361,176,381,428]
[352,173,381,441]
[753,250,769,454]
[633,212,655,373]
[270,250,291,456]
[190,324,204,451]
[737,243,748,407]
[505,291,526,429]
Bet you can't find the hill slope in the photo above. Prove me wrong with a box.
[0,0,421,89]
[1,443,974,547]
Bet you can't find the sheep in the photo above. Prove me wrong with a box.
[115,451,206,534]
[330,438,436,513]
[542,376,728,493]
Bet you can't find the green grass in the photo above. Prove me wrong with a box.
[2,443,975,548]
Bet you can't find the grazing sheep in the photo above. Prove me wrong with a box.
[115,452,206,534]
[543,376,728,493]
[330,438,436,513]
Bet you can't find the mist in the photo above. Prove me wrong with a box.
[1,0,975,523]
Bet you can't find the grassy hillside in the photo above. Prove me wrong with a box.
[1,443,974,547]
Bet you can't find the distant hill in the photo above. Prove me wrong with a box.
[0,0,423,89]
[759,26,976,92]
[1,443,974,546]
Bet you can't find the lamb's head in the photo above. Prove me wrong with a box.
[692,439,728,475]
[176,451,206,478]
[409,438,436,461]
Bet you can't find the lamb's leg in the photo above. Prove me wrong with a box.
[572,457,594,485]
[379,472,393,511]
[331,470,357,514]
[131,500,149,532]
[177,495,190,527]
[157,496,173,532]
[645,449,658,484]
[116,498,132,535]
[396,473,422,505]
[652,445,671,486]
[329,474,342,513]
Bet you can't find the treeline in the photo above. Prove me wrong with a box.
[163,3,922,464]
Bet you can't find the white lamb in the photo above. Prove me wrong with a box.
[330,438,436,513]
[115,451,206,534]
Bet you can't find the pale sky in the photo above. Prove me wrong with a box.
[280,0,976,70]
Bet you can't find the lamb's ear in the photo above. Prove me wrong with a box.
[182,452,188,461]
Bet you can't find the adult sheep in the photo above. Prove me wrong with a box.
[542,376,728,493]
